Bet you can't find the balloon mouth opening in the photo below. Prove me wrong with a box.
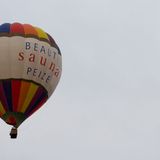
[2,112,26,128]
[6,116,17,126]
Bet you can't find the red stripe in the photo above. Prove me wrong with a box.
[12,80,21,112]
[0,112,4,117]
[10,23,24,35]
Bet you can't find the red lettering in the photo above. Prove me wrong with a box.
[49,62,55,72]
[18,52,24,61]
[40,56,47,66]
[29,53,35,62]
[54,68,60,77]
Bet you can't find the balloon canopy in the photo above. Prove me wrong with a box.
[0,23,62,129]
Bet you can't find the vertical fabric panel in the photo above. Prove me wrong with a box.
[26,96,47,117]
[10,23,25,35]
[20,83,38,113]
[23,24,38,36]
[0,101,6,117]
[0,23,10,33]
[3,80,12,111]
[11,80,21,112]
[17,81,30,112]
[0,82,8,111]
[24,87,45,114]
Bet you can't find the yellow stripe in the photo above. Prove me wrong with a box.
[20,83,39,113]
[35,27,49,40]
[0,101,6,115]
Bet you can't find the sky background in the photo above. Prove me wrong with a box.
[1,0,160,159]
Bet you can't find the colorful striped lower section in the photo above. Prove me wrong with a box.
[0,79,48,127]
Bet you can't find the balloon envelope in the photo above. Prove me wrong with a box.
[0,23,62,128]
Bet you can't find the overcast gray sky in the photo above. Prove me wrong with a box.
[1,0,160,159]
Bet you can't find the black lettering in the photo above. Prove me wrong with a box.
[38,71,42,78]
[40,46,46,54]
[27,67,32,74]
[33,69,38,76]
[41,72,46,80]
[34,43,38,51]
[26,42,31,50]
[46,75,51,83]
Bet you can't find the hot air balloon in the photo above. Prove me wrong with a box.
[0,22,62,138]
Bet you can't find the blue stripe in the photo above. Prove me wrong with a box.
[0,23,10,33]
[3,80,13,111]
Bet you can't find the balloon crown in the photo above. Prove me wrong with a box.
[0,22,61,55]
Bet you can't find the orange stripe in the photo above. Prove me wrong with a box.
[20,83,39,113]
[23,24,38,36]
[17,81,31,112]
